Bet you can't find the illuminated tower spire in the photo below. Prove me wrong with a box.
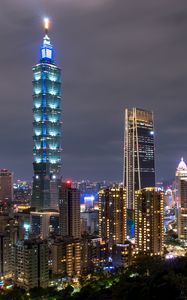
[40,18,55,64]
[44,17,49,34]
[32,19,62,210]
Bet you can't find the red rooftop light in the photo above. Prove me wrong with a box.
[65,179,72,186]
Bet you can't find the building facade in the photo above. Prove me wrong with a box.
[0,234,12,278]
[112,241,134,269]
[80,210,99,235]
[123,108,155,210]
[135,188,164,255]
[98,186,127,248]
[81,236,108,273]
[176,158,187,241]
[30,210,59,239]
[32,21,62,210]
[51,237,81,277]
[15,239,49,289]
[59,181,81,239]
[13,180,32,204]
[0,169,13,203]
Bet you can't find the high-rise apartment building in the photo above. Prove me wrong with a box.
[51,237,81,277]
[0,234,12,278]
[15,239,49,289]
[176,158,187,241]
[59,181,81,239]
[123,108,155,210]
[0,214,25,244]
[179,178,187,242]
[81,236,108,273]
[98,186,127,248]
[135,188,164,255]
[32,19,62,210]
[0,169,13,203]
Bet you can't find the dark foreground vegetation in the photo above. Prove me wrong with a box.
[1,256,187,300]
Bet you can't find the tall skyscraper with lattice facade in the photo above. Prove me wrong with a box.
[32,19,62,210]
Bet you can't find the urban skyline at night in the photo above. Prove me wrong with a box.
[0,2,187,299]
[0,1,187,182]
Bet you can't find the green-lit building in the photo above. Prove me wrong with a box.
[32,20,62,210]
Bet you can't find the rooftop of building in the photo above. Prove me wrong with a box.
[177,157,187,171]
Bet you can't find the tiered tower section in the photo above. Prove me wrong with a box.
[32,19,62,210]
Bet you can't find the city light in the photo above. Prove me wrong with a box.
[65,179,72,186]
[0,8,183,297]
[84,195,95,202]
[23,223,30,231]
[44,17,50,32]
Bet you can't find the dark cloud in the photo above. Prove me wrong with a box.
[0,0,187,181]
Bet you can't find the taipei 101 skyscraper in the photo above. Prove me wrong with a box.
[32,19,62,210]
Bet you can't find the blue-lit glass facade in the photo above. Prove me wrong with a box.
[32,32,62,210]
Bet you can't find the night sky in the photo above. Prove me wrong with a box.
[0,0,187,182]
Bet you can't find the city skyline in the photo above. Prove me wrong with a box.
[0,2,184,297]
[0,1,187,181]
